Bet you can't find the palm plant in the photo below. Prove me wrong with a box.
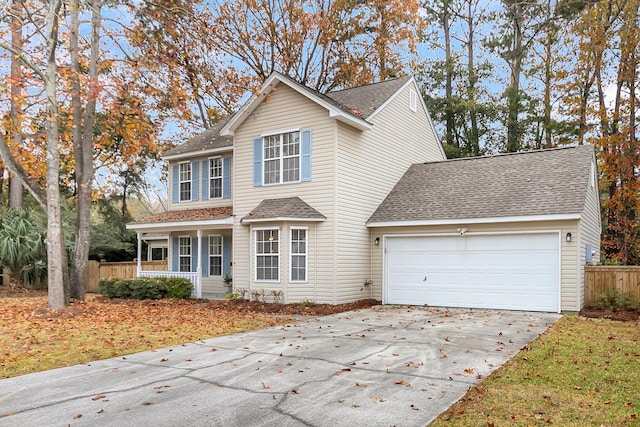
[0,208,48,288]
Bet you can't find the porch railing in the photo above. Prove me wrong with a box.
[138,270,201,298]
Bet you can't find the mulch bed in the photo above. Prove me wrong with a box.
[580,307,639,321]
[210,298,381,316]
[0,286,380,317]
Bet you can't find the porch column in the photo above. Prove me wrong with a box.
[136,232,142,276]
[196,229,202,298]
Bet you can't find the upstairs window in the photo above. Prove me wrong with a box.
[210,158,223,199]
[264,131,300,185]
[179,163,191,202]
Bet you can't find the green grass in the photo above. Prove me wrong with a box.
[432,315,640,426]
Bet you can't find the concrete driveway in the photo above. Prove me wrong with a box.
[0,306,559,426]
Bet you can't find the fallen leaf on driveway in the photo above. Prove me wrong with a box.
[92,394,106,401]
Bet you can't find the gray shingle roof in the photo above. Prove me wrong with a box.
[326,75,412,118]
[165,118,233,157]
[368,145,595,224]
[166,74,412,157]
[241,197,326,223]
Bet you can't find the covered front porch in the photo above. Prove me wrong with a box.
[126,207,234,299]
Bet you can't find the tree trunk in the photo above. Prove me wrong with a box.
[505,1,523,153]
[542,2,554,149]
[465,0,480,156]
[69,0,100,300]
[8,0,23,209]
[44,0,69,310]
[443,1,455,149]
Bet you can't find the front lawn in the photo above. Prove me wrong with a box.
[0,292,290,379]
[0,289,379,379]
[432,315,640,426]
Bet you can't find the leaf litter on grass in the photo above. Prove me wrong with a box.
[432,315,640,426]
[0,290,380,379]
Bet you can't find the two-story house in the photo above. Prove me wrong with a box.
[128,71,601,313]
[128,71,444,302]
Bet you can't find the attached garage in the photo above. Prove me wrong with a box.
[368,146,602,313]
[384,233,559,312]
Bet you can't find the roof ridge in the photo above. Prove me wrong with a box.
[327,74,412,95]
[421,145,588,166]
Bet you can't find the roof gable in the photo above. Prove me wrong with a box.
[221,72,418,136]
[368,145,595,225]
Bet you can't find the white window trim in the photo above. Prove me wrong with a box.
[261,128,300,137]
[178,162,191,202]
[209,157,223,199]
[290,226,308,283]
[263,131,301,186]
[254,227,280,283]
[178,236,191,272]
[208,234,223,277]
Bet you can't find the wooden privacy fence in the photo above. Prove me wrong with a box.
[584,265,640,306]
[87,260,168,293]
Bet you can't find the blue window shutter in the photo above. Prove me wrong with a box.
[171,238,178,271]
[223,235,231,276]
[201,236,209,276]
[201,160,209,201]
[172,165,179,203]
[301,129,312,182]
[191,237,198,273]
[191,161,199,201]
[253,137,263,187]
[223,157,231,198]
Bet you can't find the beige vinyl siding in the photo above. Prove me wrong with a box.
[370,220,580,312]
[167,152,233,211]
[335,81,444,303]
[232,83,338,303]
[578,165,603,309]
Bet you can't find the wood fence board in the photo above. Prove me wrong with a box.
[584,266,640,306]
[87,261,167,293]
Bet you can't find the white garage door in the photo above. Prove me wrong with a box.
[385,233,559,312]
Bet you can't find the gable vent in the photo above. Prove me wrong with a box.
[409,89,417,112]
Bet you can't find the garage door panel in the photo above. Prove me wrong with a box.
[385,234,559,312]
